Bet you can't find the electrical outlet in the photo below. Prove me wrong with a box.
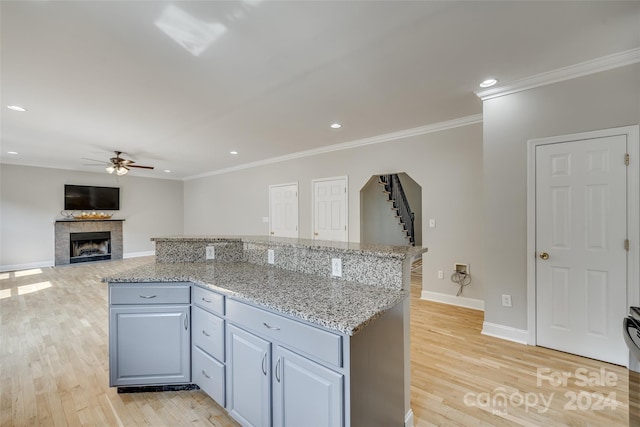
[267,249,275,264]
[429,219,436,228]
[502,294,512,308]
[331,258,342,277]
[437,270,444,279]
[262,217,269,223]
[206,246,215,260]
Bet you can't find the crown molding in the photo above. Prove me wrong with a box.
[475,47,640,101]
[184,114,483,180]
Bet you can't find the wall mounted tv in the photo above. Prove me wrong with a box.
[64,185,120,210]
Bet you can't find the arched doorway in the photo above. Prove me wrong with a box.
[360,172,422,246]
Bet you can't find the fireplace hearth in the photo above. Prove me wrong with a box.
[70,231,111,263]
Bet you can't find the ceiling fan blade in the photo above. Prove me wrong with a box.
[128,165,155,170]
[82,157,109,164]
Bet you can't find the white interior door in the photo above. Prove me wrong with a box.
[312,177,348,242]
[535,135,628,365]
[269,183,298,238]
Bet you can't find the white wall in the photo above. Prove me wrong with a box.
[184,123,484,301]
[483,63,640,331]
[0,164,184,270]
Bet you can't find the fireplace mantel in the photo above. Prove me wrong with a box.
[55,219,125,222]
[54,220,124,265]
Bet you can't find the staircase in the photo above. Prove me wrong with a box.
[378,174,415,246]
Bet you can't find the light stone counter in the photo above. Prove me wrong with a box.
[105,261,408,336]
[151,235,426,290]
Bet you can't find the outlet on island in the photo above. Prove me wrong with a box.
[267,249,275,264]
[331,258,342,277]
[206,246,215,260]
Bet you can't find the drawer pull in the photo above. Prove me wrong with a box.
[202,370,211,379]
[139,295,157,299]
[202,330,210,337]
[263,322,280,331]
[202,297,212,303]
[262,353,267,376]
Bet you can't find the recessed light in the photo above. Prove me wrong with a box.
[7,151,18,155]
[164,169,172,173]
[479,78,498,88]
[7,105,27,112]
[330,123,342,129]
[230,151,238,155]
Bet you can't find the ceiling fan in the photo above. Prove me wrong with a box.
[83,151,155,176]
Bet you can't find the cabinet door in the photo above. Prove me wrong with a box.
[110,305,190,386]
[226,324,271,427]
[273,346,344,427]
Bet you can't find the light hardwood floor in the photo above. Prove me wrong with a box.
[0,257,630,426]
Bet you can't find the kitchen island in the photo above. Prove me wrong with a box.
[106,236,425,427]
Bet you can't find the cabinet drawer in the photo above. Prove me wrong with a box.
[110,283,190,305]
[192,346,225,407]
[192,286,224,315]
[192,306,225,362]
[226,299,342,368]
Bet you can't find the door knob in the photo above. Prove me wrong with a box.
[539,252,549,260]
[314,232,318,236]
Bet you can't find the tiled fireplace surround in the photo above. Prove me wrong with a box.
[54,219,124,265]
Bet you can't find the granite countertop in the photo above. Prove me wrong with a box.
[105,261,408,336]
[151,235,425,260]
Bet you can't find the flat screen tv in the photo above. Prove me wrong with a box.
[64,185,120,210]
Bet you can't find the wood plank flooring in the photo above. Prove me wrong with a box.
[0,257,630,426]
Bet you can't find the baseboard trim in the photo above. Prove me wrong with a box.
[123,251,155,259]
[481,321,529,345]
[0,260,54,273]
[404,408,414,427]
[421,290,484,311]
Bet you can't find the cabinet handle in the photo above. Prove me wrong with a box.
[262,353,267,376]
[263,322,280,331]
[275,358,281,383]
[139,295,157,299]
[202,370,211,379]
[202,297,211,303]
[184,313,189,330]
[202,330,210,337]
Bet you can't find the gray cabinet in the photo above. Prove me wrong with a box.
[273,346,343,427]
[226,299,344,427]
[109,283,191,387]
[226,324,271,427]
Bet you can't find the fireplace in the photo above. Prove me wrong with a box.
[55,219,123,266]
[70,232,111,263]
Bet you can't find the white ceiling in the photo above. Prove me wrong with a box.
[1,1,639,179]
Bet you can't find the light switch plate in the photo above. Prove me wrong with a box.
[429,219,436,228]
[262,217,269,223]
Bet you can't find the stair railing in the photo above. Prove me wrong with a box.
[379,174,415,245]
